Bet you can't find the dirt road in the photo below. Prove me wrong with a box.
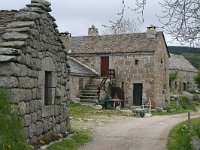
[79,112,200,150]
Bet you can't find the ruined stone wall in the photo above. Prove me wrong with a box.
[71,52,157,106]
[170,70,198,92]
[0,0,70,144]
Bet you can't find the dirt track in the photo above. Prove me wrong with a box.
[79,112,200,150]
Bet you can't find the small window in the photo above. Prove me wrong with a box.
[161,58,163,64]
[44,71,52,105]
[135,59,139,65]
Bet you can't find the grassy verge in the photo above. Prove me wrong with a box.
[152,96,197,115]
[168,118,200,150]
[0,89,30,150]
[47,131,92,150]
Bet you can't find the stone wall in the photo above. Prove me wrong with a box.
[0,0,70,144]
[71,52,163,106]
[170,70,197,92]
[69,75,90,98]
[0,10,16,43]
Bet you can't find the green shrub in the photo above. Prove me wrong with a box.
[179,96,196,111]
[0,88,30,150]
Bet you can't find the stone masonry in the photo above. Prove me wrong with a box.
[0,0,70,144]
[66,25,170,107]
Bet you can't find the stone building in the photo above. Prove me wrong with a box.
[169,54,198,92]
[0,0,70,144]
[63,25,170,107]
[68,56,99,100]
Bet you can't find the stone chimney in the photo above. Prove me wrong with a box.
[88,25,99,36]
[60,31,72,51]
[146,24,157,39]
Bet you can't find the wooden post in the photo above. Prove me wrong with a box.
[188,112,191,130]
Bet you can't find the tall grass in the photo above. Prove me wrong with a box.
[0,88,30,150]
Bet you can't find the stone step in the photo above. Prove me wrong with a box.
[81,93,97,96]
[80,95,98,99]
[83,89,98,93]
[80,99,98,104]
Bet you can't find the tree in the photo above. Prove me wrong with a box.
[107,0,200,46]
[102,17,140,35]
[194,71,200,89]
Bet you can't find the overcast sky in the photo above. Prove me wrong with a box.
[0,0,178,45]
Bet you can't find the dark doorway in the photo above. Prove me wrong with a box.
[183,82,187,91]
[101,56,109,77]
[133,83,143,106]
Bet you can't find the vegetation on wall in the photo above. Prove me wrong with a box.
[0,88,30,150]
[194,71,200,89]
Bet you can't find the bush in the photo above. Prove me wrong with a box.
[179,96,196,111]
[0,88,30,150]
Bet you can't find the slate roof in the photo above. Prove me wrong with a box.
[68,57,99,77]
[71,32,166,54]
[169,54,198,72]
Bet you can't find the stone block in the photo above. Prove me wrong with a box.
[18,101,26,115]
[182,91,193,100]
[29,100,38,112]
[37,110,42,121]
[18,77,35,88]
[23,127,29,139]
[0,48,22,55]
[6,21,35,28]
[0,76,18,88]
[42,105,55,117]
[31,112,38,123]
[24,114,32,126]
[2,32,28,41]
[36,121,43,136]
[16,12,40,21]
[0,41,25,48]
[29,123,36,137]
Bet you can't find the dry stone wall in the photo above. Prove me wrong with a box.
[0,0,70,144]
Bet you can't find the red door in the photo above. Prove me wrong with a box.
[101,56,109,77]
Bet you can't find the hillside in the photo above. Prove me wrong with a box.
[168,46,200,70]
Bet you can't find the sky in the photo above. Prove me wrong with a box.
[0,0,178,45]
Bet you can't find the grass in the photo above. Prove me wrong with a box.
[0,88,30,150]
[168,118,200,150]
[152,96,197,115]
[47,102,131,150]
[47,131,92,150]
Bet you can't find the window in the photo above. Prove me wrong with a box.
[44,71,52,105]
[135,59,139,65]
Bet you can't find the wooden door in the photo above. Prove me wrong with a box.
[101,56,109,77]
[133,83,143,106]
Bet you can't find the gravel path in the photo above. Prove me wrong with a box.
[79,112,200,150]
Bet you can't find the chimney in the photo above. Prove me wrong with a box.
[60,31,72,51]
[88,25,99,36]
[146,24,157,39]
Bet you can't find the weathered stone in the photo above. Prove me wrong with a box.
[18,101,26,115]
[31,0,51,6]
[2,32,28,41]
[0,41,25,48]
[23,127,29,139]
[24,114,32,126]
[5,27,31,32]
[6,21,35,28]
[182,91,193,100]
[0,48,22,55]
[16,12,40,21]
[21,7,44,14]
[0,55,17,62]
[42,105,55,117]
[29,123,36,137]
[18,77,35,88]
[31,112,38,123]
[10,89,32,103]
[26,3,51,12]
[0,76,18,88]
[36,121,43,136]
[29,100,38,112]
[54,105,61,116]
